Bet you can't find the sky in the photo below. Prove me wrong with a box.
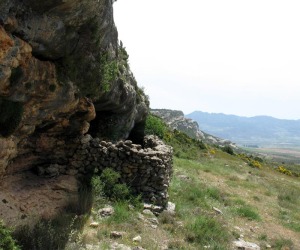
[114,0,300,120]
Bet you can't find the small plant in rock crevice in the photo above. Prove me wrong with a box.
[99,53,119,93]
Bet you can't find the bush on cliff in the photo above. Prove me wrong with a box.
[144,114,168,139]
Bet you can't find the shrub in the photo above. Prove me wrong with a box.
[99,168,120,196]
[112,183,130,200]
[196,139,207,150]
[221,145,234,155]
[276,166,292,176]
[118,41,129,62]
[144,114,167,139]
[0,220,20,250]
[100,54,118,93]
[249,160,262,169]
[93,168,131,201]
[209,149,216,155]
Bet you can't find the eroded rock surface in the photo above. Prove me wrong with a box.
[0,0,150,226]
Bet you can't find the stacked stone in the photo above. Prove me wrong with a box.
[71,134,173,207]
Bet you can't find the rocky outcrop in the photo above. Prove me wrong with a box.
[152,109,237,148]
[0,0,148,176]
[151,109,205,140]
[0,0,152,226]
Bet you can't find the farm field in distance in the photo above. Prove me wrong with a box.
[242,146,300,166]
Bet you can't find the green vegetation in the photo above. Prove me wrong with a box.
[59,49,119,99]
[238,153,263,169]
[118,41,129,63]
[276,165,300,177]
[106,202,133,224]
[58,40,137,100]
[6,113,300,249]
[0,97,23,137]
[233,206,261,221]
[99,53,119,93]
[93,168,131,201]
[221,145,234,155]
[185,215,229,248]
[144,114,207,159]
[0,221,20,250]
[273,238,294,249]
[144,114,168,139]
[14,216,82,250]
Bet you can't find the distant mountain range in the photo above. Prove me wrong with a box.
[186,111,300,148]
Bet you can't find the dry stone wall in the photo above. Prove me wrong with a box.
[71,135,173,207]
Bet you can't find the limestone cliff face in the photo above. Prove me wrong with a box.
[0,0,149,225]
[0,0,148,176]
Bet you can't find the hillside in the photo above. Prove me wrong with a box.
[43,119,300,249]
[61,152,300,250]
[2,113,300,249]
[186,111,300,148]
[151,109,236,148]
[1,1,299,250]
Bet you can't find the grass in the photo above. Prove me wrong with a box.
[7,127,300,249]
[185,215,229,248]
[14,214,87,250]
[273,238,294,249]
[9,145,300,249]
[106,202,134,224]
[168,149,300,249]
[234,206,261,221]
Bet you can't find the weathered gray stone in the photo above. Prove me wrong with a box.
[233,239,260,250]
[98,206,114,218]
[69,135,173,207]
